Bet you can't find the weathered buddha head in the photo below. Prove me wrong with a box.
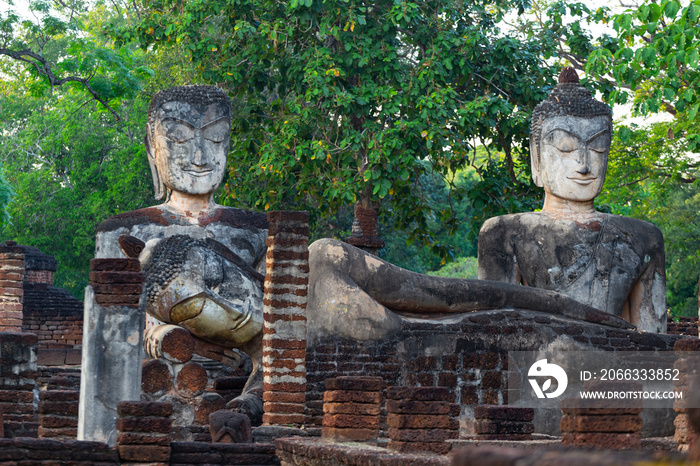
[146,85,232,200]
[530,68,613,203]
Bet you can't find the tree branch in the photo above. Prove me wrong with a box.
[0,47,121,121]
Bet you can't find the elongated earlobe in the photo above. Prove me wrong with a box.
[530,134,543,187]
[145,126,166,200]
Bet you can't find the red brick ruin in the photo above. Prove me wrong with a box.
[0,215,698,465]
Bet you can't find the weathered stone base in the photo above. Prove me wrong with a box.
[451,444,684,466]
[306,309,681,437]
[253,425,310,444]
[276,438,448,466]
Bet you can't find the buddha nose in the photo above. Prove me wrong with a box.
[193,148,205,166]
[193,131,207,166]
[577,149,591,175]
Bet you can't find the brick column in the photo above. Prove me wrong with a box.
[560,386,642,450]
[78,258,145,445]
[0,332,38,438]
[386,386,459,455]
[322,376,382,442]
[0,241,25,332]
[261,211,309,427]
[473,405,534,440]
[345,204,385,254]
[116,401,173,465]
[674,338,700,452]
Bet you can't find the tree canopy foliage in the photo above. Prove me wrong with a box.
[0,0,198,294]
[1,0,700,315]
[113,0,562,259]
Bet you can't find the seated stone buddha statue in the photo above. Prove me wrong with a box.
[477,68,666,333]
[94,85,267,417]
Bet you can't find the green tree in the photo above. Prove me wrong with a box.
[585,0,700,142]
[0,83,155,295]
[118,0,561,259]
[0,0,154,119]
[0,0,194,295]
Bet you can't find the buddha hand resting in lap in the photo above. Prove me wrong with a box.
[94,85,267,420]
[478,67,666,333]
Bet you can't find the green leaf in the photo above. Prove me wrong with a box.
[619,126,632,143]
[665,0,680,18]
[641,46,656,65]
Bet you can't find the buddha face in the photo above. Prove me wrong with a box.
[150,101,231,196]
[536,115,611,202]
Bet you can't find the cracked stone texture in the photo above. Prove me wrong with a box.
[478,200,666,334]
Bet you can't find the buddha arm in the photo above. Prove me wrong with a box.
[309,238,632,329]
[626,251,667,333]
[476,217,520,284]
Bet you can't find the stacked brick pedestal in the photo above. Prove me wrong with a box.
[473,406,534,440]
[322,377,382,442]
[386,386,459,455]
[0,332,38,438]
[0,241,25,332]
[89,258,144,307]
[38,373,80,439]
[262,211,309,427]
[673,338,700,452]
[38,389,79,439]
[117,401,173,465]
[142,324,225,428]
[560,397,642,450]
[345,205,385,253]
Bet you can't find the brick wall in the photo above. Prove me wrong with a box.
[667,316,698,336]
[0,242,84,351]
[0,438,119,463]
[25,269,54,285]
[22,283,84,363]
[21,274,84,351]
[306,310,681,434]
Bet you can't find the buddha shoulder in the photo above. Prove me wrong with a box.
[479,212,545,240]
[97,205,268,233]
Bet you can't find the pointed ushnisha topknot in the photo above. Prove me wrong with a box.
[559,67,580,84]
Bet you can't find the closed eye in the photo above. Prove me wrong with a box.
[167,131,193,143]
[587,132,610,154]
[203,121,230,143]
[543,130,580,153]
